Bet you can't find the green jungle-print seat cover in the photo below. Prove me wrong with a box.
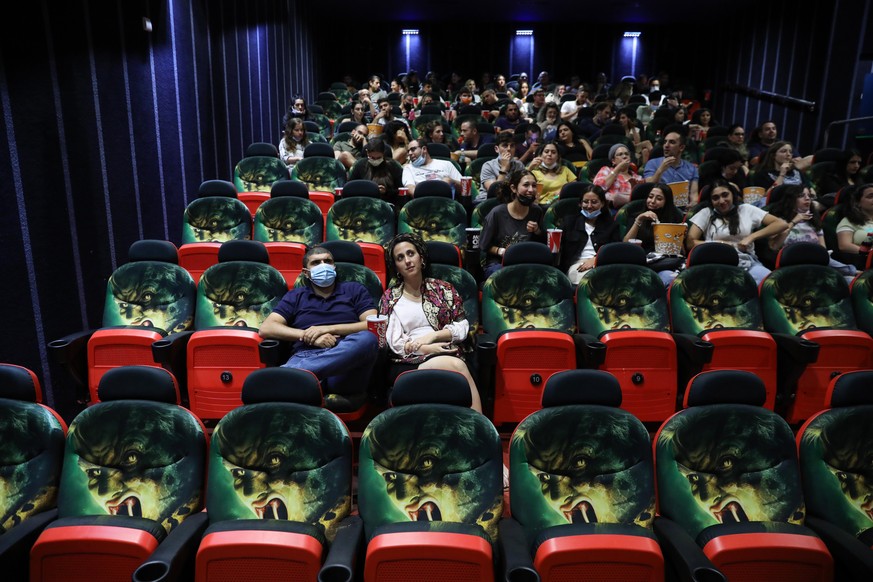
[398,197,467,248]
[326,197,395,246]
[543,199,581,231]
[208,403,352,543]
[850,269,873,336]
[290,157,347,192]
[182,197,252,244]
[58,401,205,534]
[800,406,873,540]
[233,156,290,193]
[471,198,500,229]
[358,404,504,541]
[430,264,479,332]
[102,262,196,335]
[254,197,324,245]
[196,262,288,329]
[655,405,806,541]
[670,265,762,335]
[510,405,655,545]
[760,265,856,335]
[577,264,669,336]
[482,264,575,333]
[0,400,65,533]
[294,263,383,307]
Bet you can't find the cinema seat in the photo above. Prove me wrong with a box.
[398,196,468,249]
[357,369,503,582]
[233,155,290,193]
[166,368,360,582]
[668,242,777,409]
[797,371,873,581]
[503,369,671,582]
[48,239,196,405]
[0,364,66,582]
[654,370,833,582]
[478,242,577,425]
[30,366,208,582]
[760,242,873,423]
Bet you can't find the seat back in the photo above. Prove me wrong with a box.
[576,263,670,336]
[290,156,347,192]
[398,197,468,248]
[181,197,252,244]
[481,264,575,334]
[233,156,291,193]
[428,242,480,332]
[58,368,206,534]
[253,196,324,288]
[798,371,873,544]
[326,197,395,246]
[208,380,352,543]
[0,365,66,535]
[614,199,646,239]
[471,198,500,228]
[542,198,581,231]
[850,268,873,336]
[195,261,288,330]
[358,377,503,542]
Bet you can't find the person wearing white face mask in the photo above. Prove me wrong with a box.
[349,137,405,207]
[559,184,620,285]
[259,247,379,403]
[401,137,463,197]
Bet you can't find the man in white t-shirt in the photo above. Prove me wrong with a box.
[401,138,463,197]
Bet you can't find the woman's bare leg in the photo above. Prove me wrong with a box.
[419,355,483,413]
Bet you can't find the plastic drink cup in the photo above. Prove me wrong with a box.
[460,176,473,197]
[547,228,563,253]
[366,314,388,348]
[465,227,482,251]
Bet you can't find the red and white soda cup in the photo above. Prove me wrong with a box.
[460,176,473,197]
[398,187,409,198]
[334,187,343,199]
[547,228,563,253]
[366,315,388,348]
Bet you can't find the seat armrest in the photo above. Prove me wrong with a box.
[259,339,292,367]
[476,334,498,419]
[653,516,726,582]
[673,333,714,367]
[804,515,873,580]
[771,333,820,364]
[0,509,58,575]
[47,329,94,402]
[574,333,606,369]
[132,511,209,582]
[771,333,820,416]
[498,518,540,582]
[152,331,193,366]
[318,515,363,582]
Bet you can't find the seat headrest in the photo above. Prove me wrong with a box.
[198,179,238,199]
[341,179,380,198]
[426,241,461,266]
[503,241,553,266]
[595,242,647,266]
[542,370,622,408]
[425,143,451,160]
[128,240,179,264]
[827,371,873,408]
[270,180,310,199]
[246,142,279,158]
[321,240,364,264]
[241,368,323,406]
[0,364,41,402]
[686,242,739,267]
[390,369,472,407]
[776,242,829,268]
[218,240,270,264]
[630,182,656,202]
[684,370,767,408]
[97,366,179,403]
[413,180,453,198]
[303,143,335,158]
[558,182,587,199]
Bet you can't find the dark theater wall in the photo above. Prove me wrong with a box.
[0,0,318,418]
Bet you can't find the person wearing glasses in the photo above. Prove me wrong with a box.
[401,137,463,197]
[726,124,750,164]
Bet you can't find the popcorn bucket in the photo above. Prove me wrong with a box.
[668,181,690,208]
[743,186,766,206]
[367,123,383,137]
[653,223,687,256]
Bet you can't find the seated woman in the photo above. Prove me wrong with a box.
[479,169,546,278]
[618,107,653,166]
[817,148,864,204]
[278,118,310,167]
[593,143,644,210]
[559,184,620,285]
[687,179,789,284]
[768,184,858,275]
[422,119,458,152]
[348,137,404,208]
[555,121,592,168]
[753,141,814,200]
[379,233,482,412]
[528,141,578,206]
[837,183,873,257]
[536,102,561,142]
[622,182,684,251]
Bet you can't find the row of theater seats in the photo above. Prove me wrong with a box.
[49,225,873,432]
[3,362,873,581]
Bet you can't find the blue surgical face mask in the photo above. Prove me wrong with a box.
[307,263,336,288]
[581,208,601,219]
[412,154,426,167]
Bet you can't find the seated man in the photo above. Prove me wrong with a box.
[479,130,526,197]
[457,119,495,162]
[259,247,379,401]
[402,137,463,197]
[333,123,368,169]
[644,130,700,208]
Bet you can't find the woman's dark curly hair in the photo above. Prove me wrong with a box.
[385,232,431,283]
